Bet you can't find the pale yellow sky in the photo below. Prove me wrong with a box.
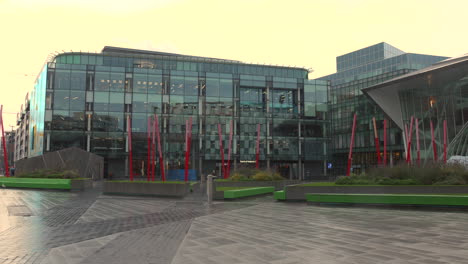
[1,0,467,129]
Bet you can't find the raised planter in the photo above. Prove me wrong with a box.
[70,179,92,191]
[283,185,468,201]
[214,180,304,191]
[103,181,192,197]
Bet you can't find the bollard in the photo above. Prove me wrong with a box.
[207,174,217,205]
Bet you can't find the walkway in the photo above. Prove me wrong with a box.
[0,183,466,263]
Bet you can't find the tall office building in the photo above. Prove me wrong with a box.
[18,47,329,179]
[317,43,447,174]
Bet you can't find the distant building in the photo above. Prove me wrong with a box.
[317,43,447,174]
[15,93,30,161]
[364,54,468,162]
[18,47,329,179]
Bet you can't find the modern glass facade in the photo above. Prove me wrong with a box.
[364,55,468,162]
[25,47,329,179]
[317,43,447,174]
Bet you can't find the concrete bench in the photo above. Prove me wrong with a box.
[224,187,274,199]
[0,178,71,190]
[274,190,286,200]
[306,193,468,206]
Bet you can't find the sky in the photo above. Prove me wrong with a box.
[0,0,467,129]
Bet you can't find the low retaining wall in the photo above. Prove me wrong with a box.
[285,185,468,201]
[103,181,191,197]
[70,179,93,191]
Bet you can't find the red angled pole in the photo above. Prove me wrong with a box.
[406,116,414,164]
[127,116,134,181]
[372,117,381,165]
[218,123,225,178]
[155,115,165,181]
[346,114,357,176]
[443,119,447,163]
[430,120,438,161]
[226,120,234,178]
[383,119,387,166]
[415,118,421,166]
[184,119,189,182]
[0,105,9,177]
[147,117,151,181]
[256,124,260,169]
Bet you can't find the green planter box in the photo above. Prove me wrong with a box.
[224,187,274,199]
[306,193,468,206]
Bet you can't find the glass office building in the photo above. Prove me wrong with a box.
[24,47,329,179]
[364,54,468,161]
[317,43,447,174]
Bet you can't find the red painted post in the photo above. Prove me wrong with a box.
[155,115,165,181]
[383,119,387,166]
[128,116,134,181]
[443,119,447,163]
[415,118,421,166]
[430,120,438,161]
[346,114,357,176]
[184,119,189,182]
[406,116,414,164]
[372,117,381,165]
[218,123,225,178]
[0,105,9,177]
[226,120,234,178]
[147,117,151,181]
[256,124,260,169]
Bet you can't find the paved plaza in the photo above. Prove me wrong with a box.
[0,183,467,263]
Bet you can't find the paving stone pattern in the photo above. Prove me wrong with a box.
[0,184,467,263]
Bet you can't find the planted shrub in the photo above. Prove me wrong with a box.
[17,169,80,179]
[336,163,468,185]
[227,169,286,181]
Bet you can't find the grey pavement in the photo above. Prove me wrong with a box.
[0,183,467,263]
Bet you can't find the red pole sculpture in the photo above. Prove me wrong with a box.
[346,114,357,176]
[127,116,134,181]
[406,116,414,164]
[430,120,438,161]
[155,115,165,181]
[147,117,151,181]
[184,119,189,182]
[187,117,192,181]
[443,119,447,163]
[256,124,260,169]
[226,120,234,178]
[0,105,9,177]
[218,123,225,178]
[383,119,387,166]
[372,117,381,165]
[152,116,156,181]
[415,118,421,166]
